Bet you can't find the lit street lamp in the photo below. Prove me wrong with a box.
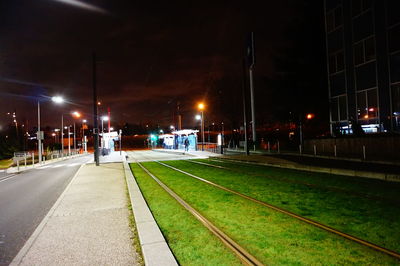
[197,103,205,151]
[36,96,63,164]
[101,116,109,149]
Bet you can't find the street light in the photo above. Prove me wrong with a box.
[197,103,205,151]
[36,95,63,164]
[101,116,109,149]
[82,119,87,153]
[72,111,81,154]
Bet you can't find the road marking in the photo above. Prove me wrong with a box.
[52,164,65,168]
[0,174,17,183]
[67,163,79,167]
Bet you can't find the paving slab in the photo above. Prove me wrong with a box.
[12,163,139,266]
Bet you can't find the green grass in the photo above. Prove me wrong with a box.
[138,162,399,265]
[0,159,13,169]
[129,163,242,266]
[164,159,400,253]
[204,158,400,202]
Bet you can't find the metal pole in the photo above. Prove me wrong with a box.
[242,59,249,155]
[68,126,71,156]
[249,67,256,149]
[73,122,76,154]
[37,101,42,164]
[61,114,64,157]
[201,111,205,151]
[93,53,100,166]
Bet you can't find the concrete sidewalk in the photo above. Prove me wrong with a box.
[11,163,140,265]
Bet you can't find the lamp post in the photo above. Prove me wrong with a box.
[198,103,205,151]
[82,119,87,153]
[71,111,81,154]
[101,116,109,149]
[36,96,63,163]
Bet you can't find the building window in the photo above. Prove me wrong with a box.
[357,88,378,121]
[329,50,344,74]
[353,36,375,66]
[392,84,400,130]
[352,0,372,17]
[331,95,347,121]
[326,6,342,33]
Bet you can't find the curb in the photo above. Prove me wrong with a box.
[216,157,400,183]
[10,163,86,266]
[123,161,177,266]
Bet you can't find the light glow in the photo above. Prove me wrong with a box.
[51,96,64,104]
[195,114,201,120]
[53,0,107,14]
[101,116,109,121]
[198,102,205,110]
[72,111,81,118]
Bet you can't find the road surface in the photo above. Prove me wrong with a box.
[0,155,91,265]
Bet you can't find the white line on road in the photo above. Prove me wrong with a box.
[0,174,17,183]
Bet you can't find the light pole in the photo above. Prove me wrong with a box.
[198,103,205,151]
[82,119,87,153]
[101,116,109,149]
[71,111,81,154]
[36,96,64,164]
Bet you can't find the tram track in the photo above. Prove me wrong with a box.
[200,158,400,206]
[154,160,400,260]
[135,160,264,266]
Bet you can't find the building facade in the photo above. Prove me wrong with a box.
[324,0,400,134]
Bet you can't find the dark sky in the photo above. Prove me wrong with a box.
[0,0,319,130]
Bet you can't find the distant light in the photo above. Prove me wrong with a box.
[64,126,68,129]
[110,127,114,131]
[160,129,164,133]
[170,125,175,130]
[52,96,64,104]
[368,108,375,112]
[54,129,60,132]
[101,116,109,121]
[306,113,315,120]
[198,103,205,110]
[51,133,56,136]
[72,111,81,118]
[195,114,201,120]
[364,114,369,119]
[83,119,87,123]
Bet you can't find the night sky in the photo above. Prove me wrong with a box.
[0,0,326,131]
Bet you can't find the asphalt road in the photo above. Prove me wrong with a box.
[0,155,91,265]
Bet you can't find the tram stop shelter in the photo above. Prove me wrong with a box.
[159,129,199,151]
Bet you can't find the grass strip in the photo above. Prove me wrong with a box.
[129,163,242,266]
[0,159,13,169]
[142,161,399,265]
[205,158,400,201]
[165,160,400,253]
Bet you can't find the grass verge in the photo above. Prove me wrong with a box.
[0,159,13,169]
[167,159,400,253]
[141,161,399,265]
[124,176,144,266]
[206,158,400,201]
[129,163,242,265]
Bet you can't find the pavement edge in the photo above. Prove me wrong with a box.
[123,161,178,266]
[9,163,86,266]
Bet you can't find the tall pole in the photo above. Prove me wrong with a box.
[93,52,99,166]
[242,59,249,155]
[248,32,256,151]
[108,107,111,133]
[73,122,76,153]
[201,111,205,151]
[61,115,64,157]
[68,126,71,156]
[37,101,42,164]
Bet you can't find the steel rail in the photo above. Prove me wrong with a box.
[136,161,264,266]
[204,158,400,206]
[156,160,400,260]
